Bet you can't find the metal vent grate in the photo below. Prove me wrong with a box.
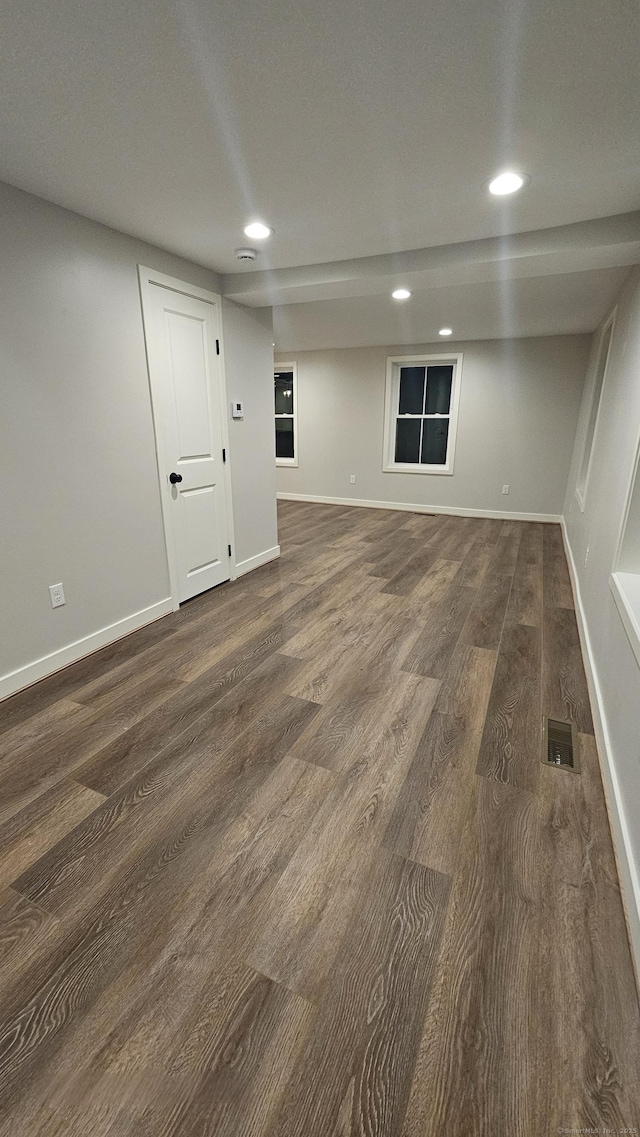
[542,717,580,772]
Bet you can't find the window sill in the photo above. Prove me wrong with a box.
[276,458,298,468]
[383,463,453,476]
[610,571,640,671]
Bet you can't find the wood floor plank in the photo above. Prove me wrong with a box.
[1,757,331,1137]
[279,543,365,594]
[0,670,187,825]
[385,644,496,874]
[66,638,194,709]
[542,605,594,733]
[476,517,504,545]
[518,520,544,567]
[2,967,310,1137]
[459,570,512,649]
[0,779,105,892]
[408,556,460,605]
[400,583,476,679]
[486,521,523,576]
[361,510,417,544]
[73,624,302,797]
[284,603,423,705]
[395,513,439,540]
[543,522,574,609]
[384,557,462,629]
[0,699,95,767]
[286,664,399,772]
[365,536,421,578]
[151,961,312,1137]
[14,668,315,916]
[0,618,181,740]
[534,734,640,1129]
[380,547,436,596]
[248,672,440,998]
[276,560,382,631]
[0,890,58,992]
[279,572,383,662]
[505,525,544,628]
[269,849,450,1137]
[452,537,492,588]
[401,777,539,1136]
[433,517,477,561]
[0,750,322,1116]
[475,622,541,791]
[162,605,300,684]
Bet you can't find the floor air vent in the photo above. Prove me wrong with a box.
[542,717,580,773]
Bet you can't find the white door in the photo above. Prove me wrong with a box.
[139,268,232,605]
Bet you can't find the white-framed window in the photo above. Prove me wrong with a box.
[575,309,616,511]
[383,353,463,475]
[274,362,298,468]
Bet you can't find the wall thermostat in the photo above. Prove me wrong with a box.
[231,401,244,419]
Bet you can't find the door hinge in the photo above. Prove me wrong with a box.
[222,448,226,463]
[216,339,220,355]
[228,544,232,558]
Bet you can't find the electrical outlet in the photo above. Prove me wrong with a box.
[350,474,356,484]
[502,484,510,495]
[49,583,65,609]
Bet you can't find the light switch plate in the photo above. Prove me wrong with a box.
[231,401,244,419]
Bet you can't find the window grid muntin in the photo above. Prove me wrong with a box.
[274,363,298,466]
[394,363,453,466]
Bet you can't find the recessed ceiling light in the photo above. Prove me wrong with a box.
[392,288,412,300]
[487,171,529,196]
[439,327,453,336]
[243,221,274,239]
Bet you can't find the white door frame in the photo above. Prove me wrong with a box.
[138,266,236,609]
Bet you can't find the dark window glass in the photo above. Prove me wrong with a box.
[395,418,421,463]
[421,418,449,464]
[275,417,294,459]
[275,372,294,415]
[398,367,425,415]
[425,366,452,414]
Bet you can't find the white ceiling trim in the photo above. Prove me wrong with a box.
[222,212,640,307]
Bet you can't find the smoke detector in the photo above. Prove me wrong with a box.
[235,247,258,262]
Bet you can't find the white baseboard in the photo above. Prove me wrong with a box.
[235,545,281,577]
[561,518,640,984]
[277,492,561,524]
[0,597,173,703]
[1,545,281,702]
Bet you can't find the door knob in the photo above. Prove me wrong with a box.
[169,472,183,484]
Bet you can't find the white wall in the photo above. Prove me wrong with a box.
[563,265,640,968]
[276,335,591,519]
[222,299,279,572]
[0,180,275,696]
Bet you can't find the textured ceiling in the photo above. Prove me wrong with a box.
[1,0,639,274]
[1,0,638,343]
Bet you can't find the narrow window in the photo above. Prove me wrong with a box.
[383,354,462,475]
[274,362,298,467]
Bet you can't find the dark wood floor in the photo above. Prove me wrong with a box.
[0,501,639,1135]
